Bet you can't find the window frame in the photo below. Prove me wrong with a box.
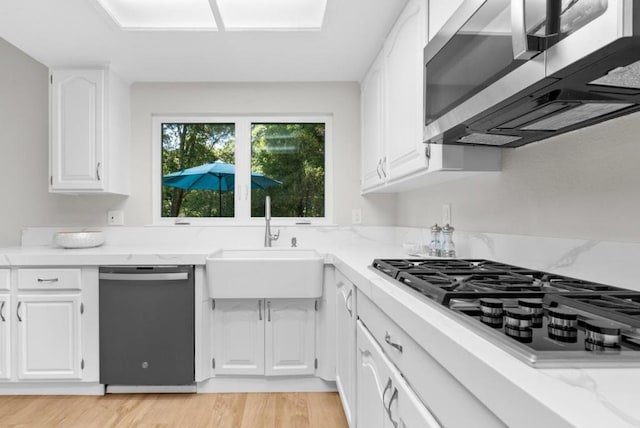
[151,114,333,225]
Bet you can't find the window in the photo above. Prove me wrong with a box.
[251,123,325,218]
[152,116,331,224]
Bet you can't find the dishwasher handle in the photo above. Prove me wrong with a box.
[99,272,189,281]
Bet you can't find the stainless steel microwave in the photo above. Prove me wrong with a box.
[423,0,640,148]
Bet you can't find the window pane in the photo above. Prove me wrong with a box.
[250,123,325,218]
[162,123,235,217]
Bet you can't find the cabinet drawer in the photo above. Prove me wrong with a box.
[358,292,505,428]
[18,269,81,290]
[0,270,9,291]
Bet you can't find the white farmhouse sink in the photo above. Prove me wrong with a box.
[205,248,324,298]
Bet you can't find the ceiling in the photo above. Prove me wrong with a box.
[0,0,408,83]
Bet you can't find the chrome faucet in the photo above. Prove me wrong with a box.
[264,196,280,247]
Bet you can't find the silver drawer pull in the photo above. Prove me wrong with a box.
[16,301,22,322]
[37,278,59,283]
[0,301,5,322]
[258,300,263,321]
[384,331,403,353]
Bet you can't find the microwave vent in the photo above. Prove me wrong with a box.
[457,133,521,146]
[590,60,640,89]
[521,102,633,131]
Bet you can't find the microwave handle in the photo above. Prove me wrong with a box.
[512,0,562,60]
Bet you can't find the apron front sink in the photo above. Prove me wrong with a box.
[205,248,324,298]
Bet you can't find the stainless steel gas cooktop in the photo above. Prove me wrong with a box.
[372,258,640,367]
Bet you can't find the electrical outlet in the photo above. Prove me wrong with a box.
[107,210,124,225]
[442,204,451,225]
[351,208,362,224]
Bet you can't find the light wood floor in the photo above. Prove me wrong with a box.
[0,392,348,428]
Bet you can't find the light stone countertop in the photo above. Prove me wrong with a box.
[1,228,639,427]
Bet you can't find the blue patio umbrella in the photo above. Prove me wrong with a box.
[163,161,282,215]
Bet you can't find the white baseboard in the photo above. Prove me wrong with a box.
[197,376,337,393]
[0,382,104,395]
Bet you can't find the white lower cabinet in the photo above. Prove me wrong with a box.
[213,298,316,376]
[0,267,97,385]
[0,294,10,380]
[335,270,356,427]
[213,299,265,375]
[356,321,440,428]
[16,294,83,380]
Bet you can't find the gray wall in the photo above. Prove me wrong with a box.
[0,38,127,247]
[396,112,640,243]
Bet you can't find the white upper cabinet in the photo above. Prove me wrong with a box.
[49,68,129,195]
[383,0,428,183]
[361,52,386,191]
[361,0,501,194]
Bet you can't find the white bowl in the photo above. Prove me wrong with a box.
[55,231,105,249]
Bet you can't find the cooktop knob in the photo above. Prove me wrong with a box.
[518,298,543,327]
[548,307,577,329]
[504,308,533,329]
[584,320,621,349]
[480,298,504,316]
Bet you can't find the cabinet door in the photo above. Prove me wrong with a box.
[265,299,316,376]
[391,377,442,428]
[0,295,10,380]
[213,299,265,375]
[361,53,386,191]
[384,0,428,182]
[16,294,82,380]
[50,69,104,191]
[336,272,356,426]
[356,321,393,428]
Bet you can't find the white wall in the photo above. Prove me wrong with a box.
[396,112,640,243]
[0,39,395,247]
[126,82,396,226]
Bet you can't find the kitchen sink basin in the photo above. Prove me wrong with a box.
[205,248,324,298]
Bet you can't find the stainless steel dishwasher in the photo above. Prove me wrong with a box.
[99,266,194,393]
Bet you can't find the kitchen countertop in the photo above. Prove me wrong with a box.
[1,235,639,427]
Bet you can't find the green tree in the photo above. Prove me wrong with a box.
[162,123,235,217]
[251,123,325,217]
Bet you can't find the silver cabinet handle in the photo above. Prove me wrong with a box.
[381,157,387,178]
[385,331,403,353]
[346,289,353,318]
[0,301,5,322]
[16,301,22,322]
[37,278,59,283]
[96,162,102,181]
[258,300,263,321]
[267,301,271,322]
[376,159,382,179]
[387,388,399,428]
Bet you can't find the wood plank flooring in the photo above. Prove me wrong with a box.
[0,392,348,428]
